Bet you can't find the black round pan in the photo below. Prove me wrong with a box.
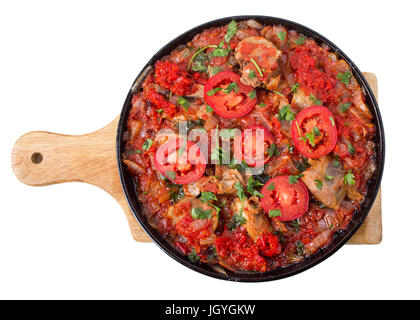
[116,15,385,282]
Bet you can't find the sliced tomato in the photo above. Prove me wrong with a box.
[204,71,257,119]
[154,138,206,185]
[260,176,309,221]
[234,125,274,167]
[291,105,337,159]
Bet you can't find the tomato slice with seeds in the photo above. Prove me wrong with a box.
[154,138,206,185]
[291,105,337,159]
[234,125,274,167]
[204,71,257,119]
[261,176,309,221]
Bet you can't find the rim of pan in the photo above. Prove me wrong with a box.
[116,15,385,282]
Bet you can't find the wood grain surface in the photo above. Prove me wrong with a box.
[11,72,382,244]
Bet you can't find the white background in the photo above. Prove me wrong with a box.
[1,0,419,299]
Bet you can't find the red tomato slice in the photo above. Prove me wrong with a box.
[260,176,309,221]
[154,138,206,185]
[291,105,337,159]
[204,71,257,119]
[234,125,274,167]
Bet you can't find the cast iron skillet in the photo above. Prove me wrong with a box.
[116,15,385,282]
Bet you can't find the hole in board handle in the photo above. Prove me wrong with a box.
[31,152,43,164]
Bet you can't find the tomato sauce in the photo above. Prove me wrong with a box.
[123,19,376,274]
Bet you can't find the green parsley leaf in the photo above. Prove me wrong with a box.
[222,82,239,94]
[142,138,153,151]
[269,209,282,218]
[206,87,223,96]
[246,176,264,198]
[188,44,217,71]
[289,219,300,232]
[156,109,163,114]
[211,47,230,57]
[337,71,352,85]
[276,31,286,41]
[309,93,322,105]
[225,20,237,43]
[273,90,285,97]
[329,116,335,126]
[248,70,256,79]
[315,179,323,190]
[296,241,305,256]
[325,175,334,181]
[191,207,213,219]
[267,143,280,158]
[165,171,176,181]
[250,58,263,77]
[188,248,200,263]
[267,182,275,191]
[333,156,340,167]
[289,174,303,184]
[295,35,306,45]
[313,126,321,137]
[339,102,351,113]
[248,90,257,100]
[206,105,213,113]
[286,143,294,154]
[348,143,356,155]
[289,83,300,94]
[178,97,190,111]
[234,181,247,201]
[128,149,142,155]
[228,213,246,231]
[210,66,221,76]
[344,170,355,185]
[278,104,296,121]
[258,102,266,108]
[200,191,217,203]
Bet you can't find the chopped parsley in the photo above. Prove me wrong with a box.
[273,90,285,97]
[248,89,257,100]
[325,175,334,181]
[128,149,142,155]
[224,20,237,43]
[211,47,230,57]
[267,143,280,157]
[200,191,217,202]
[278,104,296,121]
[188,44,217,71]
[333,155,340,167]
[248,70,256,79]
[296,241,305,255]
[289,174,304,184]
[191,207,213,219]
[289,219,300,232]
[222,82,239,94]
[234,181,247,201]
[269,209,282,218]
[295,35,306,45]
[315,179,323,190]
[276,31,286,41]
[344,170,355,185]
[348,143,356,155]
[188,248,200,263]
[309,93,322,105]
[210,66,221,76]
[250,58,263,77]
[142,138,153,151]
[337,71,352,85]
[258,102,266,108]
[289,83,300,94]
[246,176,264,198]
[329,116,335,126]
[206,104,214,113]
[165,171,176,181]
[206,87,223,96]
[294,157,311,172]
[267,182,275,191]
[178,97,190,111]
[339,102,351,113]
[228,213,246,231]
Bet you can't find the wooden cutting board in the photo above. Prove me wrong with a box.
[11,72,382,244]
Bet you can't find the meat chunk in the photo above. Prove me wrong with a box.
[291,87,312,109]
[215,166,245,194]
[234,36,281,88]
[301,156,346,210]
[231,197,272,241]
